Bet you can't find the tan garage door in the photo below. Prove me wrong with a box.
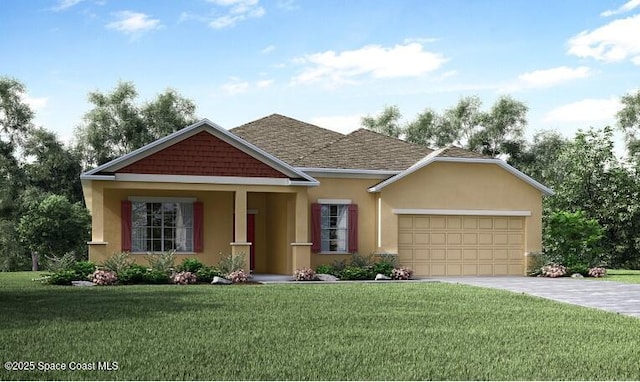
[398,215,525,276]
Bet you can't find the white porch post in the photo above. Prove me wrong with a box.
[231,189,251,270]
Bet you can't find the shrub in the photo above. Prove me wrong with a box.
[568,264,589,277]
[294,268,317,281]
[227,269,248,283]
[42,253,76,272]
[526,252,546,277]
[178,258,205,273]
[143,269,170,284]
[372,261,394,277]
[118,264,148,284]
[540,264,567,278]
[47,270,78,285]
[391,267,414,280]
[145,251,176,273]
[218,253,245,275]
[588,267,607,278]
[349,253,373,268]
[102,252,133,274]
[315,264,336,275]
[330,259,348,275]
[543,210,604,269]
[340,266,374,280]
[171,271,197,285]
[71,261,97,278]
[91,270,117,286]
[195,266,223,283]
[375,253,399,268]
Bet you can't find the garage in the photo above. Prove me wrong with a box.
[397,214,525,276]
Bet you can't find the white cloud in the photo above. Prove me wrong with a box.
[503,66,592,92]
[106,11,162,35]
[601,0,640,17]
[543,97,621,123]
[22,95,48,111]
[309,114,363,134]
[207,0,265,29]
[292,43,447,86]
[51,0,84,11]
[221,78,250,95]
[403,37,439,44]
[256,79,274,88]
[261,45,276,54]
[568,14,640,64]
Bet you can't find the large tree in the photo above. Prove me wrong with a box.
[469,95,528,157]
[506,130,568,187]
[75,82,198,168]
[616,89,640,159]
[361,105,403,138]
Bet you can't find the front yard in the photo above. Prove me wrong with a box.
[1,272,640,380]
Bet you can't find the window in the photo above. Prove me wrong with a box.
[131,202,194,252]
[122,199,203,253]
[320,204,348,252]
[311,202,358,253]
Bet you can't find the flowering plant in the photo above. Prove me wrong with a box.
[91,270,118,285]
[391,267,414,280]
[540,264,567,278]
[171,271,197,285]
[227,269,249,283]
[588,267,607,278]
[294,268,317,281]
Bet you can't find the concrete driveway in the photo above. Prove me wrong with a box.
[430,276,640,318]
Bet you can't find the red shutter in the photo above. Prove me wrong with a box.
[194,201,204,252]
[121,201,132,252]
[311,203,321,253]
[348,204,358,253]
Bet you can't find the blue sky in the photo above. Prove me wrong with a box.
[2,0,640,150]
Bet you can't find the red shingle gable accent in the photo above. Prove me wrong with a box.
[118,131,288,178]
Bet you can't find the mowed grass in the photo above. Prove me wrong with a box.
[600,269,640,284]
[2,272,640,380]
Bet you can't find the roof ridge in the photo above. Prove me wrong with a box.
[231,113,345,137]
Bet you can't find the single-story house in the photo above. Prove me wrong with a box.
[81,114,552,276]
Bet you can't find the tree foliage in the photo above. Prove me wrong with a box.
[360,105,403,138]
[75,81,198,167]
[616,89,640,159]
[543,210,604,269]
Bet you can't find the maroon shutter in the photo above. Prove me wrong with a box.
[121,201,132,252]
[194,201,204,252]
[311,203,321,253]
[348,204,358,253]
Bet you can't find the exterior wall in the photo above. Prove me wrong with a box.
[377,162,543,260]
[86,180,302,271]
[307,177,378,269]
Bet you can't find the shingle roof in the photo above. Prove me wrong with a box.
[230,114,344,164]
[435,146,492,159]
[294,128,433,171]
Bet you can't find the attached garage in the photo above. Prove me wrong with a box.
[397,213,527,276]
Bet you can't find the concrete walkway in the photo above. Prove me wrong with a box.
[430,276,640,318]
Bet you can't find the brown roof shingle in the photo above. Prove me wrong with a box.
[294,128,433,171]
[435,146,493,159]
[230,114,344,164]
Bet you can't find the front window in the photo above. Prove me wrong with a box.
[131,201,193,252]
[320,204,348,252]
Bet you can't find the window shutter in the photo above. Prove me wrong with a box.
[121,200,132,252]
[194,201,204,252]
[348,204,358,253]
[311,203,321,253]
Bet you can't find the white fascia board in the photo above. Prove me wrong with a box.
[317,198,352,205]
[115,173,294,186]
[297,167,400,179]
[368,157,554,196]
[80,174,116,181]
[392,209,532,216]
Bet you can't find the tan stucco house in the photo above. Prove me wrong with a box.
[81,114,553,276]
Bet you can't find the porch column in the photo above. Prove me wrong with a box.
[87,182,109,261]
[231,189,251,270]
[291,190,312,272]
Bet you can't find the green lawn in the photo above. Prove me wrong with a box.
[2,272,640,381]
[599,269,640,284]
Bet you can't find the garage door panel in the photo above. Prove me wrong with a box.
[398,215,525,277]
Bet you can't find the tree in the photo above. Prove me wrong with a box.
[22,128,83,202]
[441,95,482,146]
[616,89,640,158]
[404,108,442,147]
[0,76,34,144]
[361,105,403,138]
[470,95,528,157]
[507,130,569,187]
[75,81,198,168]
[18,194,91,260]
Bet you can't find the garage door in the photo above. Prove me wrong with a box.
[398,215,524,276]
